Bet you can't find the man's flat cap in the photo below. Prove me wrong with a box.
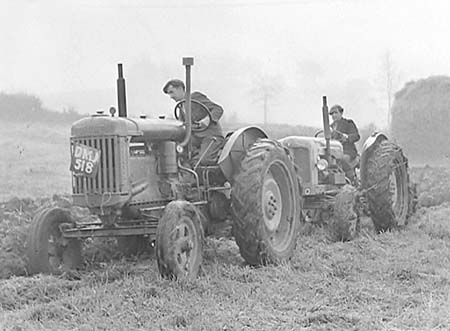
[329,104,344,114]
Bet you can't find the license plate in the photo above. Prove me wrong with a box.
[70,143,101,177]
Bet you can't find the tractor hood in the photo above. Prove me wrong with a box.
[280,136,344,160]
[71,114,186,142]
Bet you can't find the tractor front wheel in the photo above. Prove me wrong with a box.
[231,140,301,265]
[156,201,204,279]
[27,207,83,275]
[327,185,360,242]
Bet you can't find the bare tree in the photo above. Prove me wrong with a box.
[250,73,284,125]
[381,51,401,130]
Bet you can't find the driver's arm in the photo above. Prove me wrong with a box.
[345,120,360,143]
[191,91,224,123]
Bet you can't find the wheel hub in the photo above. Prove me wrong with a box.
[263,175,283,232]
[173,222,196,273]
[48,230,64,270]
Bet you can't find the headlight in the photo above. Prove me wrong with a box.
[317,158,329,171]
[176,144,184,154]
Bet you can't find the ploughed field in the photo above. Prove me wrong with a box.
[1,121,450,330]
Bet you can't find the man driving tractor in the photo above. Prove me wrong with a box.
[329,104,360,183]
[163,79,225,167]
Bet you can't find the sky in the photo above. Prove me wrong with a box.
[2,0,450,127]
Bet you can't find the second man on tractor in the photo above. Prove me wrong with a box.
[329,104,360,183]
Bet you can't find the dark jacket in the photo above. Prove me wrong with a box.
[331,117,360,158]
[188,91,224,139]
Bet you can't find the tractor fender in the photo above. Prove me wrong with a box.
[218,126,268,181]
[360,132,388,182]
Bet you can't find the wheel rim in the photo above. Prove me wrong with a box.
[47,224,65,271]
[389,172,398,211]
[263,174,283,232]
[261,160,296,252]
[389,160,406,219]
[173,217,199,275]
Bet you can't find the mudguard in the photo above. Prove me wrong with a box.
[218,126,268,181]
[360,132,388,182]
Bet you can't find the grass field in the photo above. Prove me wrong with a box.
[1,121,450,330]
[0,121,71,201]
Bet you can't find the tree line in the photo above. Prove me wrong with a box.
[3,89,428,164]
[0,92,83,124]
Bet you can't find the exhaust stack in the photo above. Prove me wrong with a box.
[117,63,127,117]
[180,57,194,147]
[322,96,331,163]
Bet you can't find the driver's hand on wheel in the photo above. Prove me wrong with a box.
[331,130,339,140]
[193,117,210,129]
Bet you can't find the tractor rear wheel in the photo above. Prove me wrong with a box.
[27,207,83,275]
[362,140,410,232]
[231,140,301,265]
[156,201,204,279]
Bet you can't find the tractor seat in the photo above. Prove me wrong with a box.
[192,136,225,168]
[195,165,226,186]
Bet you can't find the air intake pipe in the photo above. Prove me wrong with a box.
[117,63,127,117]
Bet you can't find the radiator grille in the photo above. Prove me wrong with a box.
[71,136,121,194]
[293,147,311,183]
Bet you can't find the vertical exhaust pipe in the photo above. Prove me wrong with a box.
[322,96,331,163]
[180,57,194,147]
[117,63,127,117]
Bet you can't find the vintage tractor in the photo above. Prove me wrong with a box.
[26,58,301,278]
[277,97,415,241]
[26,57,415,279]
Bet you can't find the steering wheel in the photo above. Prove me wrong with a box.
[314,129,324,138]
[174,99,213,132]
[314,127,343,140]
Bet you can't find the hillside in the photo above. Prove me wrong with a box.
[0,92,84,125]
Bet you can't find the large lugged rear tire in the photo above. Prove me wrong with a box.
[156,201,204,279]
[231,139,301,266]
[362,140,410,232]
[27,207,83,275]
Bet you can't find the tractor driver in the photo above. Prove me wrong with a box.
[329,104,360,183]
[163,79,225,167]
